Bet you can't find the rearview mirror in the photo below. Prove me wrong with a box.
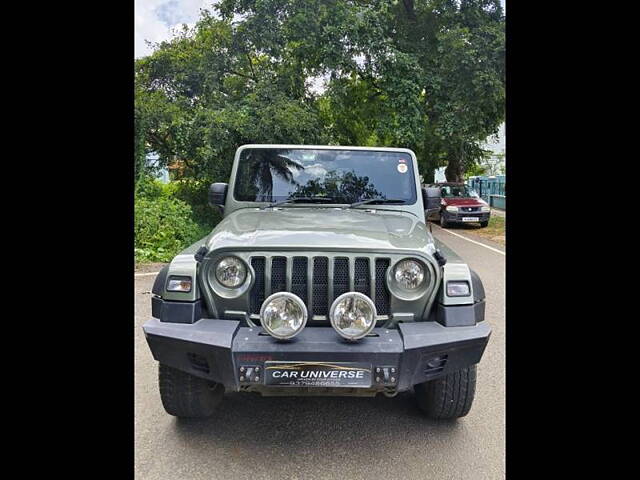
[208,182,228,210]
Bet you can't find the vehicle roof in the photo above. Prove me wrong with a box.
[237,144,416,155]
[428,182,466,186]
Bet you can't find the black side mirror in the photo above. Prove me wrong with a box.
[422,187,441,213]
[208,183,228,209]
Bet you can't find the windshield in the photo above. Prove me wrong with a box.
[438,185,478,198]
[233,148,417,204]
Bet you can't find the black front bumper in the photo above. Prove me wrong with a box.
[143,318,491,393]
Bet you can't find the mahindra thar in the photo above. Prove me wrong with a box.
[143,145,490,420]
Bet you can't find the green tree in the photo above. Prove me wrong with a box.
[136,0,504,201]
[217,0,505,182]
[135,14,330,192]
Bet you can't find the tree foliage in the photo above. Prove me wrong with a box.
[135,0,504,188]
[134,177,211,262]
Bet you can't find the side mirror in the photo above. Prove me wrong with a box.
[208,182,228,209]
[422,187,441,212]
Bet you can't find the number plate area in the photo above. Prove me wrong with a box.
[264,361,372,388]
[462,217,479,222]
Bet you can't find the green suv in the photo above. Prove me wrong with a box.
[143,145,490,419]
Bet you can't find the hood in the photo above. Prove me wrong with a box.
[441,197,486,206]
[205,207,431,252]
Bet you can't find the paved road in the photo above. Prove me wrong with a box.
[135,228,505,480]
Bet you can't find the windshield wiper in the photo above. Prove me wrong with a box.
[348,198,406,208]
[260,196,335,209]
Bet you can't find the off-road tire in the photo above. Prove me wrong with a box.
[159,363,224,418]
[440,213,449,228]
[414,365,476,420]
[480,220,489,228]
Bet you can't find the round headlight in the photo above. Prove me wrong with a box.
[215,256,247,288]
[260,292,307,340]
[329,292,377,341]
[393,259,425,290]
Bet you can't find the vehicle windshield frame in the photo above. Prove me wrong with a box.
[436,184,478,199]
[232,147,418,206]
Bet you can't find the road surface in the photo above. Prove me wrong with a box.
[135,226,505,480]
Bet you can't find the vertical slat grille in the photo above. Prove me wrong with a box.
[312,257,328,316]
[249,257,265,314]
[333,258,349,300]
[291,257,308,306]
[248,255,390,319]
[375,258,390,315]
[271,257,286,293]
[354,258,370,295]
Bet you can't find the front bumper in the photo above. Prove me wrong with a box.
[443,211,490,223]
[143,318,491,394]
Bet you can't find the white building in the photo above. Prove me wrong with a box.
[479,123,505,176]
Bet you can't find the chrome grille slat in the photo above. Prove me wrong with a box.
[285,257,293,292]
[264,257,272,297]
[306,258,313,313]
[327,258,334,315]
[348,257,356,292]
[369,257,376,307]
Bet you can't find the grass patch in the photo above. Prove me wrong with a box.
[455,215,506,245]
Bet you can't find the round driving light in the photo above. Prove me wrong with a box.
[393,259,425,290]
[329,292,377,341]
[260,292,307,340]
[215,256,247,288]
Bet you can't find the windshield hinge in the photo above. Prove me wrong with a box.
[194,246,208,263]
[433,250,447,267]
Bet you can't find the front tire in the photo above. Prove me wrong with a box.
[159,364,224,418]
[480,220,489,227]
[414,365,477,419]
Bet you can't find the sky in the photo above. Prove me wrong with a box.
[135,0,217,58]
[482,123,505,154]
[135,0,505,59]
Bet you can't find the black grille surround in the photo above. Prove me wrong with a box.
[248,255,392,322]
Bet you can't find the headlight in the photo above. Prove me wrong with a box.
[166,276,192,292]
[215,256,247,288]
[260,292,307,339]
[481,206,490,212]
[445,206,458,212]
[330,292,377,340]
[393,259,425,290]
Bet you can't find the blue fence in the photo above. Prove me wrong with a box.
[467,175,506,209]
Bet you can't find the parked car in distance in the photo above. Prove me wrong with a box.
[425,182,491,228]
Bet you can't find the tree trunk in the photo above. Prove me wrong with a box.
[402,0,417,21]
[445,140,466,183]
[445,159,464,183]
